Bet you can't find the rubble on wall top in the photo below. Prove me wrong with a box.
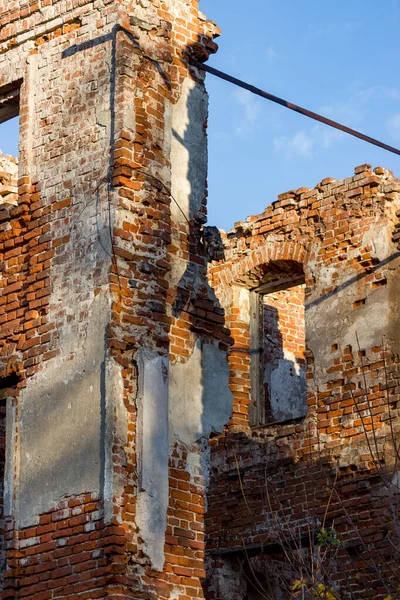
[226,164,399,238]
[0,151,18,207]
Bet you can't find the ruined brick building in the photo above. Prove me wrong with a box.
[1,1,400,599]
[205,167,400,599]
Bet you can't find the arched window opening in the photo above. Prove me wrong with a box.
[249,260,307,427]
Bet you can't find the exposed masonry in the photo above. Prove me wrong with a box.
[0,1,231,598]
[2,2,400,600]
[261,284,307,423]
[205,165,400,599]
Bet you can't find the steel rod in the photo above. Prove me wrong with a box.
[190,60,400,157]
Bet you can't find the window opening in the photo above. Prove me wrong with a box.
[214,548,288,600]
[0,83,20,207]
[0,371,19,587]
[0,398,5,582]
[249,262,307,427]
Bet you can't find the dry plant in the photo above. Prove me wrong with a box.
[237,342,400,600]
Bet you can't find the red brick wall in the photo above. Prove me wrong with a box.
[263,285,305,365]
[3,2,400,598]
[205,165,400,599]
[262,285,306,423]
[2,495,114,599]
[104,3,229,599]
[0,1,229,598]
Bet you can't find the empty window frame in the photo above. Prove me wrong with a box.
[249,264,307,427]
[0,398,5,581]
[0,369,20,589]
[0,82,21,207]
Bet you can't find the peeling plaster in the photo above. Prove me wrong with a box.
[169,340,232,447]
[103,356,125,524]
[136,350,169,572]
[268,351,307,422]
[17,292,110,528]
[307,223,400,388]
[171,77,208,223]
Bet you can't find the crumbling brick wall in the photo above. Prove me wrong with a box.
[205,165,400,599]
[0,1,232,599]
[261,284,306,424]
[4,1,400,598]
[263,285,306,365]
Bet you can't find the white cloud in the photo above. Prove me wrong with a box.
[318,126,345,149]
[343,20,364,32]
[274,123,346,159]
[265,45,278,64]
[234,73,400,155]
[347,81,400,102]
[378,86,400,100]
[273,75,397,159]
[319,101,365,126]
[312,23,335,37]
[307,20,364,39]
[387,114,400,140]
[234,88,261,133]
[274,130,314,158]
[317,82,383,129]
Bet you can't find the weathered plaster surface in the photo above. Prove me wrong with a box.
[169,340,232,447]
[103,356,125,523]
[171,77,208,223]
[268,353,306,421]
[136,350,169,572]
[306,222,400,389]
[4,398,16,517]
[17,293,110,528]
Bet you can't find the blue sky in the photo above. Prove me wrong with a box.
[200,0,400,230]
[2,2,400,231]
[1,117,18,158]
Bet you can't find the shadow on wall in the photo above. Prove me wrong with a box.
[63,22,232,445]
[263,302,307,423]
[60,23,232,580]
[169,40,233,448]
[203,427,400,600]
